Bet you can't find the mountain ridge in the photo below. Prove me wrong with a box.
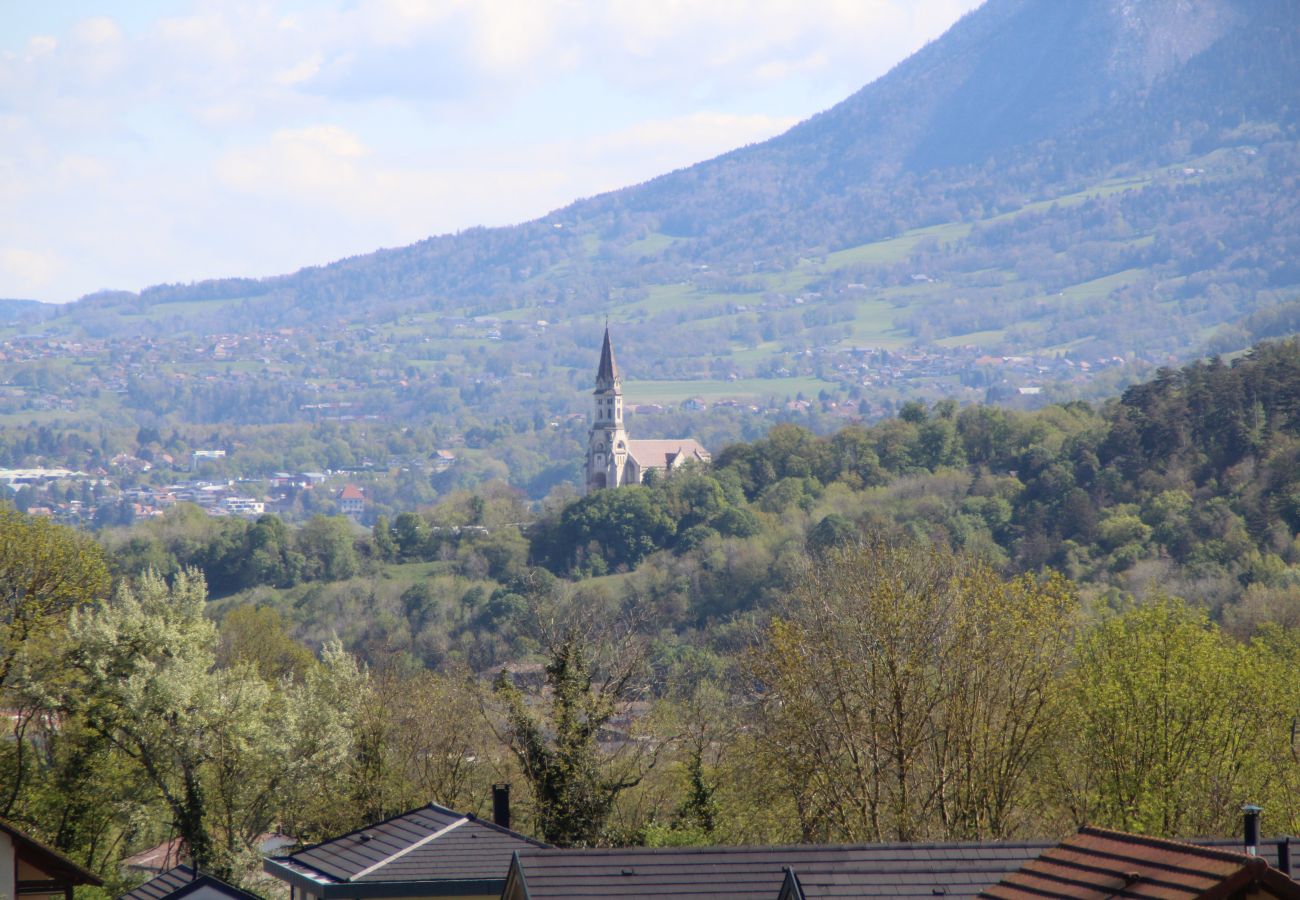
[18,0,1300,396]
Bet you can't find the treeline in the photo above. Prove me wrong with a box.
[94,339,1300,677]
[528,339,1300,612]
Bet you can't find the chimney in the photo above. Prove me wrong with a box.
[1243,804,1263,856]
[493,783,511,830]
[1279,836,1292,876]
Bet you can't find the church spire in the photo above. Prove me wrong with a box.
[595,324,620,391]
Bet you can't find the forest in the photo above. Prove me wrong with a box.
[4,340,1300,898]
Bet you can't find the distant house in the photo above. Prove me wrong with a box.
[123,835,295,879]
[338,485,365,521]
[221,497,265,518]
[118,866,263,900]
[189,450,226,472]
[0,816,103,900]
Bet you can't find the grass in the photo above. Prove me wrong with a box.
[1056,267,1153,303]
[935,329,1008,349]
[823,221,971,270]
[622,233,679,257]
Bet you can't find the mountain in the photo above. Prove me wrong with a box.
[0,298,54,323]
[9,0,1300,437]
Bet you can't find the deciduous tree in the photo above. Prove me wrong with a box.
[750,538,1075,842]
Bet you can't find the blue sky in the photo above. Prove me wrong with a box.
[0,0,981,303]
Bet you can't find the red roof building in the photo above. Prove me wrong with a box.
[980,826,1300,900]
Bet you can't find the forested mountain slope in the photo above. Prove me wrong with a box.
[30,0,1300,374]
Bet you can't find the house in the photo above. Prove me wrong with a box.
[981,826,1300,900]
[0,817,103,900]
[119,866,262,900]
[263,795,1299,900]
[263,802,545,900]
[338,485,365,521]
[585,327,710,492]
[221,497,265,518]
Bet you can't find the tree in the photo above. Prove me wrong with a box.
[749,538,1075,842]
[296,516,359,581]
[1049,597,1274,837]
[553,486,676,574]
[62,571,356,881]
[493,630,649,846]
[0,507,109,695]
[217,605,316,682]
[65,571,221,872]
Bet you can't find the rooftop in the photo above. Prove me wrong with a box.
[264,803,545,898]
[505,839,1055,900]
[981,827,1300,900]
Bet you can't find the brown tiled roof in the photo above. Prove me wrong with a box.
[626,438,710,468]
[339,485,364,501]
[263,802,545,897]
[980,826,1300,900]
[119,865,262,900]
[505,840,1054,900]
[122,838,186,872]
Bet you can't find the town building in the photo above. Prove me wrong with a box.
[585,327,709,492]
[338,485,365,521]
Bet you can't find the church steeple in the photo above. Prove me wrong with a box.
[586,325,628,491]
[595,324,620,392]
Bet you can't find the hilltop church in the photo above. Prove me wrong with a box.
[585,327,710,492]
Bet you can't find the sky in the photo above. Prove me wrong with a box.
[0,0,982,304]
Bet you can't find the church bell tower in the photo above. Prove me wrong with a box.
[586,326,629,491]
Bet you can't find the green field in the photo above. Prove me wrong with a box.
[1057,267,1152,302]
[621,233,679,257]
[822,220,972,269]
[935,329,1008,349]
[624,375,837,404]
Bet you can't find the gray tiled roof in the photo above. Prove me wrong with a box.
[508,841,1055,900]
[266,802,544,890]
[118,866,261,900]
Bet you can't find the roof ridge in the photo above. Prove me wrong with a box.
[460,812,551,848]
[1077,825,1259,864]
[517,839,1056,858]
[281,802,459,862]
[348,817,468,881]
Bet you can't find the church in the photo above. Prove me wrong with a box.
[585,326,710,492]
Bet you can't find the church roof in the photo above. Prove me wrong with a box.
[595,326,619,388]
[626,439,710,469]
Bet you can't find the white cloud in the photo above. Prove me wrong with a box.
[0,0,982,301]
[0,247,62,295]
